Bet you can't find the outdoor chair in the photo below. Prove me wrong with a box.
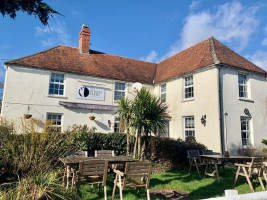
[62,151,88,189]
[76,159,109,200]
[187,150,204,178]
[263,162,267,183]
[233,157,265,192]
[112,161,152,200]
[95,150,115,157]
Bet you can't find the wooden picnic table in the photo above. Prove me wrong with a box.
[59,155,137,188]
[200,155,253,182]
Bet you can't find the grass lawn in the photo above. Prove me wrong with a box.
[77,168,266,200]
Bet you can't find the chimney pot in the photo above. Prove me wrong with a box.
[79,24,90,54]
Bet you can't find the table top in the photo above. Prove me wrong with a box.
[200,155,253,161]
[59,155,137,165]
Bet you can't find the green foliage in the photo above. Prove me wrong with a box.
[68,125,132,156]
[0,171,74,200]
[262,139,267,145]
[0,0,60,25]
[147,136,206,168]
[131,88,168,135]
[0,118,72,177]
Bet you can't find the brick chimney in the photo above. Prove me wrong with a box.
[79,24,90,54]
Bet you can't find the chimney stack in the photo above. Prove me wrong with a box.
[79,24,90,54]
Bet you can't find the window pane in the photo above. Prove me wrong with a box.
[49,73,64,95]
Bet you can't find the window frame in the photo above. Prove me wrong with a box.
[238,73,248,98]
[160,84,166,103]
[114,82,126,101]
[158,120,169,138]
[183,116,195,139]
[48,72,65,96]
[46,113,63,132]
[240,117,251,147]
[184,76,194,99]
[113,117,120,133]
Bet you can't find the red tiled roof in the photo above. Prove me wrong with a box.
[155,37,267,83]
[6,46,157,84]
[6,37,266,85]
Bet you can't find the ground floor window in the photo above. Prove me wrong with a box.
[184,116,195,139]
[158,120,169,138]
[47,113,63,132]
[114,117,120,133]
[241,117,251,146]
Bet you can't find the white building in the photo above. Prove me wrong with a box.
[2,25,267,154]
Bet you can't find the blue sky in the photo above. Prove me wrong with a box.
[1,0,267,82]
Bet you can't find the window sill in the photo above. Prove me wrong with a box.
[181,98,195,103]
[47,95,68,99]
[238,98,254,103]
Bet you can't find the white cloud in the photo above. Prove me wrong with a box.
[261,38,267,46]
[189,0,201,11]
[142,1,260,62]
[140,50,159,63]
[246,51,267,71]
[35,20,71,47]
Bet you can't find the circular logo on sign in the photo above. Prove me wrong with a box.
[78,86,89,97]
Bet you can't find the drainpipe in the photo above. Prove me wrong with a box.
[218,66,225,154]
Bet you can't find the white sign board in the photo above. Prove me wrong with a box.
[76,85,105,101]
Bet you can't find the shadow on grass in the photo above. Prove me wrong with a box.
[76,167,266,200]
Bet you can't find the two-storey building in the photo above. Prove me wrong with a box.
[2,24,267,154]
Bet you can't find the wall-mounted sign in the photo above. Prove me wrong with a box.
[77,85,105,101]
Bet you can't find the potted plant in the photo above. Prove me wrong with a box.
[89,116,95,120]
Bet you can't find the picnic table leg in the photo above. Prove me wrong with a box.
[243,166,254,192]
[188,159,193,175]
[66,166,70,189]
[203,161,208,178]
[62,165,66,187]
[214,163,220,182]
[233,166,240,187]
[194,158,201,178]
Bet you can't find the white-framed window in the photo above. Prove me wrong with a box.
[184,116,195,138]
[114,82,125,101]
[47,113,63,132]
[160,84,166,103]
[240,117,251,146]
[184,76,194,99]
[49,73,64,95]
[158,120,169,138]
[238,74,247,98]
[114,117,120,133]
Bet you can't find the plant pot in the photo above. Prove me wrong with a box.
[89,116,95,120]
[224,151,230,157]
[23,114,32,119]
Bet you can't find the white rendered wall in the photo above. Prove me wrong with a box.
[154,67,222,152]
[221,68,267,154]
[1,65,152,132]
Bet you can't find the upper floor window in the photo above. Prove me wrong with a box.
[114,82,125,100]
[241,117,251,146]
[47,113,63,132]
[238,74,247,98]
[160,84,166,103]
[49,73,64,95]
[184,116,195,139]
[184,76,194,99]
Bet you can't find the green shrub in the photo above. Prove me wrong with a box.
[0,118,73,177]
[0,170,74,200]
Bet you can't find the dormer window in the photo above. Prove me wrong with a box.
[49,73,64,95]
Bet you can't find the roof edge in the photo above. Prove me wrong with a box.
[209,37,220,64]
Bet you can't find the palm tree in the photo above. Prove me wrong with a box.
[131,88,168,159]
[115,98,132,156]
